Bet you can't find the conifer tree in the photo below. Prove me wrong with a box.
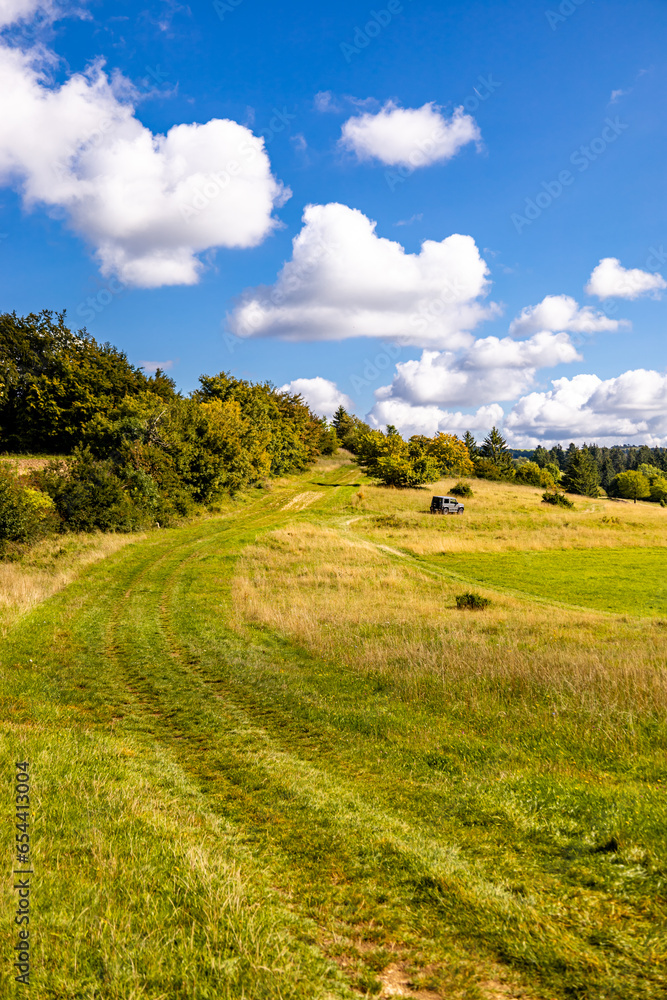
[600,454,616,491]
[463,430,478,458]
[479,426,512,469]
[562,446,600,496]
[533,445,550,468]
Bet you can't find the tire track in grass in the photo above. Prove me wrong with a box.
[0,520,359,999]
[97,524,477,994]
[93,520,358,999]
[99,513,618,1000]
[5,484,660,998]
[25,486,660,998]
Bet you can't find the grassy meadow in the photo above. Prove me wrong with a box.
[1,455,666,999]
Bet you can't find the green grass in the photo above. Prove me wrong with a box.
[1,456,665,999]
[441,547,667,616]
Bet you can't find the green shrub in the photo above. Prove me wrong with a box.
[515,460,555,489]
[319,425,339,455]
[0,466,55,545]
[542,489,574,508]
[455,591,491,610]
[0,472,30,542]
[361,446,441,487]
[372,514,403,528]
[38,450,151,532]
[449,481,473,497]
[473,456,514,481]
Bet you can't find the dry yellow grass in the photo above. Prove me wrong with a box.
[0,531,141,635]
[232,521,667,725]
[347,476,667,554]
[0,455,61,476]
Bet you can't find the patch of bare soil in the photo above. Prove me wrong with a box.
[0,456,56,475]
[378,963,442,998]
[377,964,543,1000]
[281,491,324,511]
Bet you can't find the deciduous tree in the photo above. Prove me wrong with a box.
[612,470,650,503]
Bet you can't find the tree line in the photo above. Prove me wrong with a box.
[528,440,667,503]
[0,310,334,548]
[2,310,664,551]
[332,407,667,503]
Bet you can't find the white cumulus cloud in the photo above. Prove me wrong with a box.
[339,101,480,168]
[376,332,580,407]
[0,38,287,287]
[0,0,57,27]
[585,257,666,300]
[367,399,503,439]
[508,294,628,337]
[229,203,498,348]
[278,377,352,419]
[505,369,667,447]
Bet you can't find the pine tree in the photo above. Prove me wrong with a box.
[635,445,653,467]
[549,444,565,470]
[463,430,478,458]
[565,442,578,467]
[600,454,616,491]
[652,447,667,473]
[332,406,351,432]
[610,445,628,474]
[562,447,600,497]
[479,426,512,469]
[533,445,550,468]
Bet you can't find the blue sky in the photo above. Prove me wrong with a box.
[1,0,666,445]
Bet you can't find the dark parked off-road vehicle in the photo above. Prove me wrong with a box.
[430,496,464,515]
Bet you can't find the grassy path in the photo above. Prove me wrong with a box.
[2,462,666,999]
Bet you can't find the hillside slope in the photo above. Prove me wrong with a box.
[2,456,666,999]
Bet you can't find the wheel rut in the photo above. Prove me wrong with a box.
[94,513,586,1000]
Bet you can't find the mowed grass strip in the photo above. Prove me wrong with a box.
[1,458,666,999]
[433,547,667,616]
[0,515,355,1000]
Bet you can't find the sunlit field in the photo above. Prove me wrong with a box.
[1,456,665,999]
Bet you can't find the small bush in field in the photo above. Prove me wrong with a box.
[542,489,574,509]
[455,591,491,610]
[450,481,473,497]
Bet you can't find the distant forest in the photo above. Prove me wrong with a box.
[510,443,667,492]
